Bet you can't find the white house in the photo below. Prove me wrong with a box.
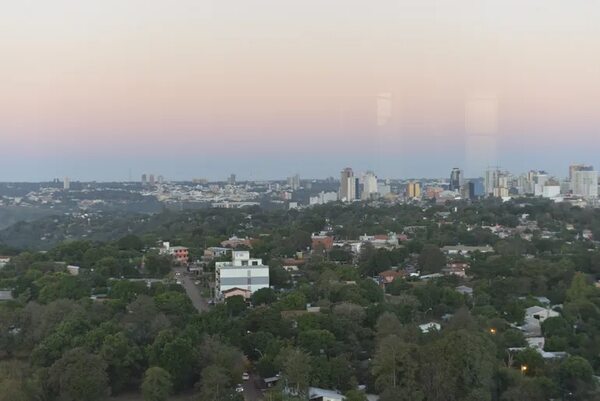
[215,251,269,298]
[525,306,560,323]
[308,387,344,401]
[419,322,441,334]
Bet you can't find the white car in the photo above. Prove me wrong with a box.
[235,384,244,393]
[242,372,250,381]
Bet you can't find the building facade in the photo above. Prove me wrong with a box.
[339,167,356,202]
[215,251,269,298]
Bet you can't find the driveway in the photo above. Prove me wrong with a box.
[243,372,264,401]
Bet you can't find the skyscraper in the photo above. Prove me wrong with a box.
[569,164,593,193]
[287,174,301,190]
[449,168,463,192]
[141,174,147,185]
[339,168,356,202]
[361,171,378,200]
[149,174,155,185]
[228,174,236,185]
[63,177,70,191]
[572,170,598,198]
[407,182,421,198]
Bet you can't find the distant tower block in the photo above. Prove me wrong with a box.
[63,177,70,191]
[465,94,498,177]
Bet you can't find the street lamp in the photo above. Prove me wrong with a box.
[489,328,497,335]
[520,365,528,375]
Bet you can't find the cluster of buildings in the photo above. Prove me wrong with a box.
[480,164,598,201]
[338,168,392,202]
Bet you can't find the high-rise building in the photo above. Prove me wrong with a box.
[449,168,463,192]
[287,174,301,190]
[63,177,70,191]
[485,168,510,197]
[149,174,155,185]
[361,171,378,200]
[339,168,356,202]
[407,181,421,198]
[484,168,499,195]
[569,164,593,182]
[228,174,236,185]
[141,174,147,185]
[569,164,593,193]
[572,170,598,198]
[533,172,549,197]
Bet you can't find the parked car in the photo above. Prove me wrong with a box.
[242,372,250,381]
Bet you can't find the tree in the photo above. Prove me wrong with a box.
[345,389,368,401]
[118,235,144,251]
[36,273,90,303]
[198,365,231,401]
[297,329,336,356]
[566,273,596,302]
[48,348,110,401]
[251,287,277,305]
[418,245,446,274]
[226,295,247,317]
[100,332,143,393]
[148,331,197,390]
[278,347,311,398]
[145,254,172,277]
[372,335,423,401]
[375,312,402,340]
[559,356,595,399]
[142,367,172,401]
[421,330,496,401]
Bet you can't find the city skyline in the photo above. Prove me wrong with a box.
[2,1,600,181]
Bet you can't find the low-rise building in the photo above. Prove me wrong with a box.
[312,234,334,251]
[419,322,441,334]
[441,245,494,255]
[215,251,269,298]
[160,242,189,265]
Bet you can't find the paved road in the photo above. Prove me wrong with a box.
[174,267,209,313]
[243,373,264,401]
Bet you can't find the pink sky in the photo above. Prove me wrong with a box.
[1,0,600,180]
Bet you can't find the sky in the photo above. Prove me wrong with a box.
[2,0,600,181]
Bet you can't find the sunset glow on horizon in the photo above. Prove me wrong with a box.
[2,0,600,180]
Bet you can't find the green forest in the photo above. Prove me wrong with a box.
[2,199,600,400]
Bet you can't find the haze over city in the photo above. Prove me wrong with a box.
[2,0,600,181]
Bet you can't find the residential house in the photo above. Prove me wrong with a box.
[312,234,334,251]
[419,322,441,334]
[455,285,473,296]
[376,270,406,289]
[441,245,494,256]
[160,242,189,265]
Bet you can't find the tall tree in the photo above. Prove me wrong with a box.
[48,348,110,401]
[372,335,423,401]
[142,367,173,401]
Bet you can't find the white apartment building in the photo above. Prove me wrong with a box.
[361,171,378,200]
[215,251,269,298]
[572,170,598,198]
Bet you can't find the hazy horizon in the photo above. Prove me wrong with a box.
[2,0,600,181]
